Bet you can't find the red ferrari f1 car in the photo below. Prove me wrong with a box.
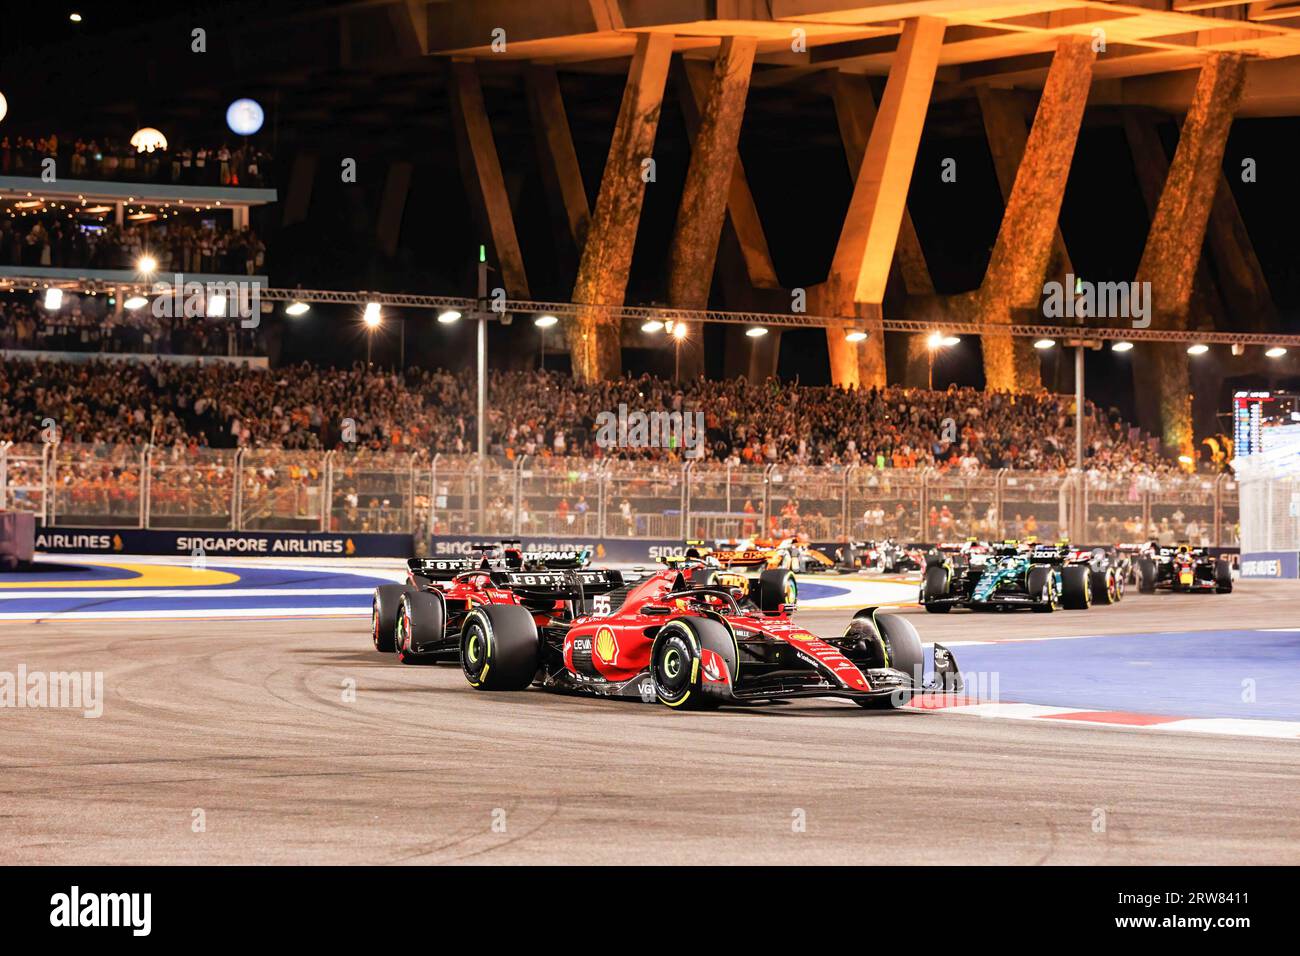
[371,559,961,709]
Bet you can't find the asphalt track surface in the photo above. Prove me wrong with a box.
[1,582,1298,864]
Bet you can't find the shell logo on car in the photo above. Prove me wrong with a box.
[594,626,618,665]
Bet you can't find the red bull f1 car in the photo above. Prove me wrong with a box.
[371,560,961,709]
[1135,544,1233,594]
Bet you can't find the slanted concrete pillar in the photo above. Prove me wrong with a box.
[450,58,530,297]
[831,70,936,388]
[977,36,1095,393]
[570,32,674,383]
[668,36,759,380]
[1206,171,1277,332]
[1125,109,1228,441]
[677,58,778,292]
[1133,53,1246,456]
[526,64,591,262]
[818,16,946,388]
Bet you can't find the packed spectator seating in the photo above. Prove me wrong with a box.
[0,134,272,187]
[0,360,1179,476]
[0,297,266,357]
[0,213,266,275]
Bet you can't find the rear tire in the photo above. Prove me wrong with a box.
[460,605,540,691]
[397,591,445,664]
[372,584,414,652]
[1090,569,1114,606]
[1215,558,1234,593]
[922,565,951,613]
[1061,565,1092,610]
[1137,557,1157,594]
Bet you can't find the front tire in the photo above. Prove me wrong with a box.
[1028,566,1056,613]
[650,619,721,710]
[460,604,540,691]
[755,568,796,613]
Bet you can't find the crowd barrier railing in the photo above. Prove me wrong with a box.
[1,443,1240,547]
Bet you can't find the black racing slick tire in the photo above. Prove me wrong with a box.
[1028,565,1056,613]
[460,604,540,691]
[397,591,445,664]
[1215,558,1234,594]
[650,618,722,710]
[922,566,951,613]
[850,610,926,710]
[372,584,414,652]
[1137,557,1157,594]
[756,568,797,613]
[1061,565,1092,610]
[1089,569,1113,605]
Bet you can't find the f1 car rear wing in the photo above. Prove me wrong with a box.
[408,557,493,580]
[487,568,625,600]
[523,548,592,570]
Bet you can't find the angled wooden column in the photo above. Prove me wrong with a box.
[1206,171,1277,332]
[668,37,759,380]
[1124,109,1229,440]
[830,69,936,388]
[677,57,778,292]
[816,15,946,389]
[976,36,1095,393]
[449,58,530,297]
[570,32,674,383]
[978,86,1078,392]
[526,64,591,256]
[1133,53,1246,456]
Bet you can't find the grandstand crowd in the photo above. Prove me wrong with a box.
[0,299,266,356]
[0,134,272,187]
[1,215,266,275]
[0,360,1178,475]
[0,360,1230,541]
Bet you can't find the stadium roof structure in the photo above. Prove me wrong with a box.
[426,0,1300,114]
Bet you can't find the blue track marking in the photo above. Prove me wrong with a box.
[795,581,849,601]
[0,563,142,584]
[1,594,372,614]
[951,629,1300,721]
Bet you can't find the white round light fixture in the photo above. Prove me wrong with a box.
[226,98,265,136]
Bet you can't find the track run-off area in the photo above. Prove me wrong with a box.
[1,555,1297,864]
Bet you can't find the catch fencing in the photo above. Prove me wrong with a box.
[0,441,1239,547]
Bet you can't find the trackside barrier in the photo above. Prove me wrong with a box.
[6,444,1239,549]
